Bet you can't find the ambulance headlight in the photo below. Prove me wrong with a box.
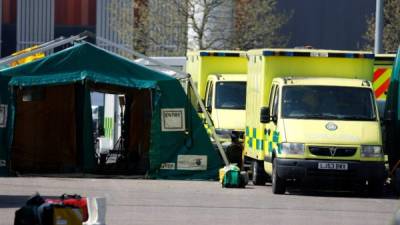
[361,145,383,158]
[281,143,305,155]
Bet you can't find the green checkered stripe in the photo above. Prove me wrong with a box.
[104,117,114,138]
[245,126,282,153]
[245,127,266,151]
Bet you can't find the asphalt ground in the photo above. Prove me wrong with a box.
[0,177,398,225]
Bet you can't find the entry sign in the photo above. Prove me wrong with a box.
[0,105,7,128]
[161,108,185,131]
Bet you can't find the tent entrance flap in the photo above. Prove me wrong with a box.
[90,83,152,175]
[11,84,79,173]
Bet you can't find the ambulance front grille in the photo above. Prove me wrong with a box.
[308,146,357,157]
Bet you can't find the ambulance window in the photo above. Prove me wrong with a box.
[272,87,280,117]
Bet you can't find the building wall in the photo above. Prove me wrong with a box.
[2,0,16,24]
[277,0,376,50]
[55,0,96,26]
[2,0,16,56]
[16,0,54,50]
[1,0,96,56]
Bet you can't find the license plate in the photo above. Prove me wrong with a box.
[318,162,348,170]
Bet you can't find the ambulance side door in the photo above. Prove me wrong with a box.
[265,84,280,174]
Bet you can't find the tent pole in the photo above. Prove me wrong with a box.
[188,78,229,166]
[0,32,89,67]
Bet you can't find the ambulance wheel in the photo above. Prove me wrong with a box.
[272,159,286,194]
[252,160,266,185]
[367,178,384,197]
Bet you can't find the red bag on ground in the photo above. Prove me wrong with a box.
[45,194,88,222]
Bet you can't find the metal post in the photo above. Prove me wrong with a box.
[375,0,384,54]
[188,78,229,166]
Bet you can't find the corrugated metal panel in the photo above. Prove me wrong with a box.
[3,0,17,24]
[55,0,96,26]
[17,0,54,50]
[96,0,132,53]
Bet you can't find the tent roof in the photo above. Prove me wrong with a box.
[0,42,175,88]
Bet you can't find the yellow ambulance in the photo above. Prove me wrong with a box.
[244,49,386,195]
[186,51,247,144]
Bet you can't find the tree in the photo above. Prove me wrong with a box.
[184,0,230,50]
[109,0,187,56]
[109,0,291,54]
[108,0,147,54]
[231,0,292,50]
[186,0,291,50]
[363,0,400,52]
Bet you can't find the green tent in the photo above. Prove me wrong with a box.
[0,42,222,179]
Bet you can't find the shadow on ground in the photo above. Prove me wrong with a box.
[286,185,399,200]
[0,195,58,208]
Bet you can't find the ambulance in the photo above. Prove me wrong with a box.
[244,48,386,195]
[186,51,247,143]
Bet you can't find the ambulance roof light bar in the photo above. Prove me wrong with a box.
[262,49,374,59]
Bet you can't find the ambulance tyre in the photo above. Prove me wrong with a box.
[272,159,286,194]
[252,160,266,185]
[367,178,384,197]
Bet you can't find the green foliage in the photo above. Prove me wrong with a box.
[363,0,400,52]
[109,0,291,54]
[231,0,292,50]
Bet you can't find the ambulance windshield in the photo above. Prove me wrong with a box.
[215,81,246,109]
[281,86,376,120]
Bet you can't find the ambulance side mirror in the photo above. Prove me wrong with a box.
[260,107,270,123]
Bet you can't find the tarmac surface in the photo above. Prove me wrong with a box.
[0,177,398,225]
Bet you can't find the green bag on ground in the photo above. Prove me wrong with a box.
[221,165,245,188]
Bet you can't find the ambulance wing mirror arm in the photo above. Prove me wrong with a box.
[197,99,209,113]
[197,100,203,113]
[260,107,270,123]
[206,105,212,113]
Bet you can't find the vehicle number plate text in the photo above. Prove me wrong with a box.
[318,162,348,170]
